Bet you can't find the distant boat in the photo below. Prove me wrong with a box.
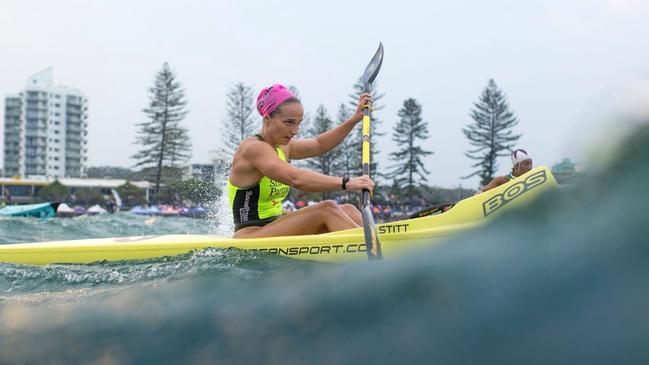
[129,206,163,216]
[73,205,87,216]
[86,204,107,215]
[161,206,180,217]
[148,206,162,216]
[129,206,152,215]
[0,202,60,218]
[56,203,76,218]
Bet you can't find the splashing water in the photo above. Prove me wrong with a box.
[205,180,235,237]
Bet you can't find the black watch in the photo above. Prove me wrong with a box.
[341,176,350,190]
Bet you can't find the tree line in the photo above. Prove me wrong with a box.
[130,62,524,205]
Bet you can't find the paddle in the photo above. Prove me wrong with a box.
[360,43,384,260]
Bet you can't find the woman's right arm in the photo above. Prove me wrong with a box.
[246,141,374,193]
[479,176,507,193]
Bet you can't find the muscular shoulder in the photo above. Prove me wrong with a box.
[236,137,272,159]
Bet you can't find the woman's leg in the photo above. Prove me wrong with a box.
[233,200,360,238]
[340,204,363,226]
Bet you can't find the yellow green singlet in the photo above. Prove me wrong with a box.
[227,135,291,231]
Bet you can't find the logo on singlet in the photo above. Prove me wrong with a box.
[239,190,253,221]
[269,180,289,199]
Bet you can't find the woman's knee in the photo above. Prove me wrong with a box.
[341,204,358,212]
[320,200,344,214]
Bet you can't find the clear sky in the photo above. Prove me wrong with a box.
[1,0,648,188]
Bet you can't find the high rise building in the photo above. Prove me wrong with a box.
[3,68,88,178]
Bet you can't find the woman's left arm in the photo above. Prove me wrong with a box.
[289,93,371,160]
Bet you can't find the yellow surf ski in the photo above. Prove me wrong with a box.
[0,167,557,265]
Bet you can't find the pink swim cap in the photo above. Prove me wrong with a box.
[256,84,296,117]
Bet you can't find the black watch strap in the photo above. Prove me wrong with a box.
[341,176,350,190]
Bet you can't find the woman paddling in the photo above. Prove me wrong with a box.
[228,84,374,238]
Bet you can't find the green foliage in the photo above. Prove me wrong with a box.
[387,98,433,202]
[74,188,105,206]
[38,180,70,202]
[129,166,183,203]
[117,182,147,207]
[463,79,521,187]
[132,62,191,193]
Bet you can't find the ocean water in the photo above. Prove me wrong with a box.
[1,124,648,364]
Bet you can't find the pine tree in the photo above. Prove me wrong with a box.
[462,79,521,187]
[387,98,432,202]
[302,105,342,175]
[300,105,342,199]
[287,85,301,98]
[336,103,360,178]
[349,77,384,180]
[132,62,191,194]
[222,82,257,155]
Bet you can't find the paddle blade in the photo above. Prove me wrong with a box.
[361,201,383,260]
[361,42,384,91]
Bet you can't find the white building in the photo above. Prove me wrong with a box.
[3,68,88,178]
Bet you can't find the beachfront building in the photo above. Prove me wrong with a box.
[3,68,88,178]
[0,177,152,204]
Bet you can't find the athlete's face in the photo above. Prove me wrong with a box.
[513,159,533,176]
[267,102,304,145]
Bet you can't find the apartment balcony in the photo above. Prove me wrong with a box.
[25,164,46,172]
[4,110,21,118]
[67,121,82,129]
[25,140,47,147]
[26,101,47,109]
[25,121,47,129]
[25,111,48,119]
[26,92,47,101]
[3,148,17,154]
[25,131,48,139]
[3,158,19,166]
[24,147,46,155]
[65,137,82,143]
